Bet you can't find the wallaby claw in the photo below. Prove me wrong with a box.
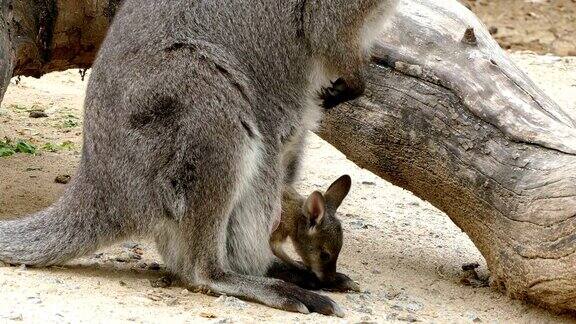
[322,272,361,293]
[319,78,365,109]
[271,281,345,317]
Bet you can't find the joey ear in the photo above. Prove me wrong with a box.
[324,175,352,210]
[304,191,326,226]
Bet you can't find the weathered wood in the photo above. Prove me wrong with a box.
[0,0,119,99]
[318,0,576,313]
[0,0,574,314]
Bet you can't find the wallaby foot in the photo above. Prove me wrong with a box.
[319,77,365,109]
[267,260,360,293]
[195,268,344,316]
[322,272,361,293]
[267,259,322,290]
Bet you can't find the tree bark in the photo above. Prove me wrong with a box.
[0,0,575,315]
[0,0,120,98]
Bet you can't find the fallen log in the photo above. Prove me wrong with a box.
[0,0,574,314]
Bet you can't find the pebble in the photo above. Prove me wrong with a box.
[147,262,161,271]
[199,312,217,319]
[405,301,424,313]
[5,313,23,321]
[150,276,172,288]
[55,175,71,184]
[122,242,140,249]
[348,219,374,230]
[0,261,8,267]
[29,110,48,118]
[215,295,248,310]
[356,305,374,314]
[115,252,142,263]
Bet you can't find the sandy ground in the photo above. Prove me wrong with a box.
[462,0,576,56]
[0,53,575,323]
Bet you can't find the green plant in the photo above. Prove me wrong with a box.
[63,119,79,128]
[43,142,59,152]
[60,140,75,150]
[0,138,37,157]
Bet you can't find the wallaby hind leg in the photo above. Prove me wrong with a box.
[137,48,342,316]
[170,144,343,316]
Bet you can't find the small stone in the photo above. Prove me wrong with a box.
[397,314,419,322]
[465,312,482,322]
[122,242,139,249]
[7,313,23,321]
[132,247,144,255]
[488,26,498,35]
[29,110,48,118]
[0,260,8,267]
[115,251,141,263]
[150,276,172,288]
[406,301,424,313]
[462,263,480,271]
[356,305,373,314]
[147,262,161,271]
[199,312,217,319]
[55,175,71,184]
[119,281,127,287]
[215,295,248,310]
[27,296,42,304]
[362,181,376,186]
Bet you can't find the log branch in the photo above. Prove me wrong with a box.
[318,0,576,313]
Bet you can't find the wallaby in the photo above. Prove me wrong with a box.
[0,0,398,316]
[270,175,360,292]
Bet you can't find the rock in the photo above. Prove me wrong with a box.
[215,295,248,310]
[0,260,8,267]
[122,242,140,249]
[29,110,48,118]
[356,305,374,314]
[460,262,489,288]
[397,314,419,322]
[150,276,172,288]
[55,175,71,184]
[115,251,141,263]
[362,181,376,185]
[5,313,23,321]
[147,262,161,271]
[406,301,424,313]
[465,312,482,322]
[349,219,374,230]
[27,296,42,304]
[199,312,217,319]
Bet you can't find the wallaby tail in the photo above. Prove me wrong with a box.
[0,178,125,266]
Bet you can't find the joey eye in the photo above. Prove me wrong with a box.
[320,251,331,262]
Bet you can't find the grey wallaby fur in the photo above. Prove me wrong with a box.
[271,175,359,293]
[0,0,398,316]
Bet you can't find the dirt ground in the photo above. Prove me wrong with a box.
[1,52,575,323]
[463,0,576,56]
